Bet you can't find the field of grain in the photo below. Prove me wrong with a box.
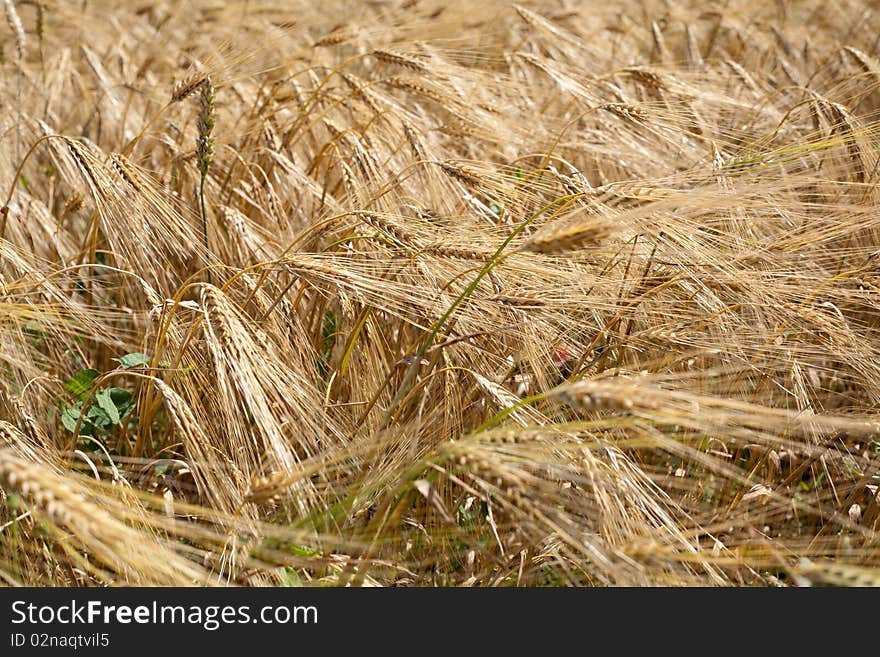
[1,0,879,586]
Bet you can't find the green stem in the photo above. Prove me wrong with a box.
[419,192,581,357]
[199,173,212,285]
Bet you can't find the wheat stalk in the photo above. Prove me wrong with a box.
[197,77,215,282]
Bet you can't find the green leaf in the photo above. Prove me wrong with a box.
[65,369,100,400]
[61,402,92,435]
[321,311,337,358]
[279,567,302,587]
[114,352,150,369]
[86,404,113,428]
[95,389,120,424]
[107,388,134,419]
[60,404,81,432]
[289,544,321,557]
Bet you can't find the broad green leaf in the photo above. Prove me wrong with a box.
[60,404,81,433]
[61,402,92,435]
[107,388,134,419]
[108,387,133,403]
[114,352,150,369]
[87,404,113,428]
[65,369,100,400]
[95,389,120,424]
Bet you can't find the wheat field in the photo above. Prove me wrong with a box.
[0,0,879,586]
